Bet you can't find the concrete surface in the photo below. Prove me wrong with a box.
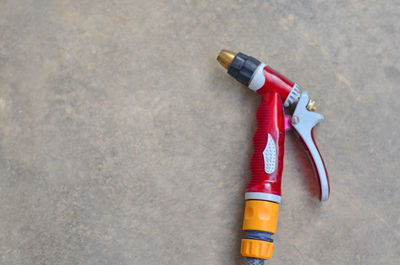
[0,0,399,264]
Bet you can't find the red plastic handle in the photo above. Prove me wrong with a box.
[246,92,285,196]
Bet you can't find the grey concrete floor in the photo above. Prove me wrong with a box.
[0,0,399,264]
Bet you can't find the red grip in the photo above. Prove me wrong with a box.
[246,92,285,196]
[257,66,294,101]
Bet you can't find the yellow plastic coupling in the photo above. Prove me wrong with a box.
[241,200,279,260]
[241,239,274,260]
[243,200,279,233]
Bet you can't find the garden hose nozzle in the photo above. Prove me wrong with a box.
[217,50,330,264]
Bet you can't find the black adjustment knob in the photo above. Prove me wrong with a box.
[228,52,261,86]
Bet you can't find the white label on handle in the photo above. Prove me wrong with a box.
[263,134,276,174]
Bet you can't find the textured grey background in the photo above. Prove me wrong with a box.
[0,0,399,264]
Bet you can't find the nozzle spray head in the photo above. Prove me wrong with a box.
[217,50,261,86]
[217,50,236,69]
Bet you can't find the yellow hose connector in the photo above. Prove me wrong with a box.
[241,239,274,260]
[241,200,279,259]
[243,200,279,233]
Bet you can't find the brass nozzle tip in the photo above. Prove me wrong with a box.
[217,50,236,69]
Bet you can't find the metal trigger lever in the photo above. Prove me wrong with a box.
[291,91,330,201]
